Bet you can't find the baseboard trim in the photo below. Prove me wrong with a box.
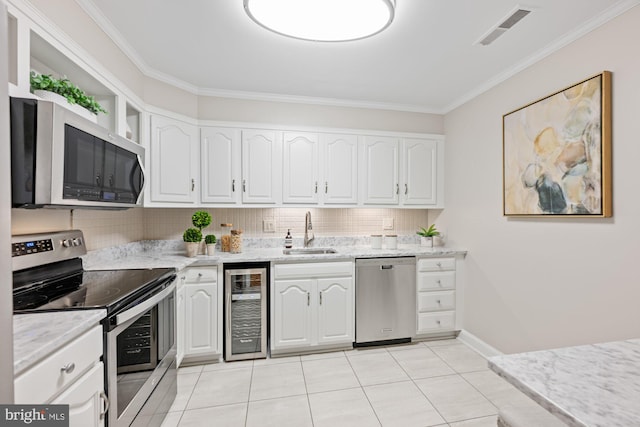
[457,329,503,358]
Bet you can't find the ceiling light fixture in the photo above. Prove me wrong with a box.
[243,0,396,42]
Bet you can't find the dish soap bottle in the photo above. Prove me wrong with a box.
[285,229,293,249]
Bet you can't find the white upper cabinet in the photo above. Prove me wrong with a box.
[361,136,400,205]
[150,115,199,203]
[241,129,282,204]
[401,138,438,205]
[201,127,241,204]
[283,132,319,204]
[321,134,358,204]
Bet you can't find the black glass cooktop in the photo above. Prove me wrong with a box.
[13,264,175,314]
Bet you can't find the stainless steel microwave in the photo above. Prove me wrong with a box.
[10,97,145,209]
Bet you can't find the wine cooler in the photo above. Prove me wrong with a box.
[224,264,267,361]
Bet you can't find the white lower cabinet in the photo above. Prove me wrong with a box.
[177,267,221,365]
[14,325,107,426]
[416,257,457,336]
[272,262,354,354]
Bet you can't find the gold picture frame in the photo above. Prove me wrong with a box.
[503,71,612,217]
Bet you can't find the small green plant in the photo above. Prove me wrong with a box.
[30,71,108,115]
[417,224,440,237]
[192,211,212,232]
[183,228,202,243]
[205,234,217,245]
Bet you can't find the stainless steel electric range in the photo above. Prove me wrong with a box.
[12,230,177,427]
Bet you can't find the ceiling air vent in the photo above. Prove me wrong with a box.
[475,6,532,46]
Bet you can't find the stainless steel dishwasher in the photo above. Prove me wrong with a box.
[355,257,416,346]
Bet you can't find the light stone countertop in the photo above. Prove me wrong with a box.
[489,339,640,427]
[13,310,106,376]
[82,237,466,271]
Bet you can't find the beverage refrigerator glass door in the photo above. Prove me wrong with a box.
[224,265,268,361]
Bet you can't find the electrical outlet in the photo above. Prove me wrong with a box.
[383,218,394,230]
[263,220,275,233]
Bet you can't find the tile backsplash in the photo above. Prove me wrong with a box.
[12,207,429,251]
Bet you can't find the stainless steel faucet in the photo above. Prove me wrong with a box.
[304,211,314,247]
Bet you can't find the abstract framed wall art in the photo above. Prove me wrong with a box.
[503,71,612,217]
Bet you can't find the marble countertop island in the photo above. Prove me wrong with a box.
[13,310,106,376]
[489,338,640,427]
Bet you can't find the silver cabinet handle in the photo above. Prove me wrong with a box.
[436,262,442,267]
[198,272,203,277]
[99,391,110,420]
[396,183,399,194]
[325,182,328,194]
[232,179,236,192]
[180,276,186,280]
[307,292,310,306]
[242,179,246,192]
[436,300,441,304]
[436,320,441,325]
[191,178,195,191]
[60,363,75,374]
[405,183,408,195]
[315,182,318,193]
[240,339,252,343]
[319,291,323,305]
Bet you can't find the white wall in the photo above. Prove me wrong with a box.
[440,5,640,354]
[1,0,15,403]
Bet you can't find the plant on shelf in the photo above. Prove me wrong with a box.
[30,71,108,115]
[417,224,440,247]
[205,234,217,256]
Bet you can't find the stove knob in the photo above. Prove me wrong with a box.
[62,239,72,248]
[72,238,82,247]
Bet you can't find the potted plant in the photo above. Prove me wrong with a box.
[183,210,212,255]
[417,224,440,247]
[183,228,202,257]
[30,71,107,121]
[205,234,217,256]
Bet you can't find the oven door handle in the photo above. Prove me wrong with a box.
[115,281,176,326]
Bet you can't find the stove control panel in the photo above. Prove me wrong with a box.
[11,230,87,272]
[12,238,54,257]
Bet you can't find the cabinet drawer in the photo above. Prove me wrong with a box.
[275,262,353,279]
[418,291,455,312]
[417,271,455,291]
[183,267,218,283]
[15,325,103,403]
[417,311,455,333]
[418,258,455,272]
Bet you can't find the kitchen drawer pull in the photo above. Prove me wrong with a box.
[381,265,394,270]
[60,363,75,374]
[240,339,252,343]
[436,320,441,325]
[99,392,110,420]
[198,273,203,277]
[436,262,442,267]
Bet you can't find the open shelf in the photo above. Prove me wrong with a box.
[126,102,141,143]
[29,31,116,132]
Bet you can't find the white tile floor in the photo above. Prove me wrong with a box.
[160,339,540,427]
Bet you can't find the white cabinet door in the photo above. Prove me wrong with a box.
[402,139,437,205]
[185,284,218,356]
[176,281,185,367]
[201,127,241,204]
[321,134,358,204]
[241,129,282,203]
[150,115,199,203]
[273,280,313,349]
[361,136,399,204]
[317,277,354,345]
[283,132,319,204]
[52,362,105,427]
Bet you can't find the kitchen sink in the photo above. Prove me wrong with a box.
[282,248,337,255]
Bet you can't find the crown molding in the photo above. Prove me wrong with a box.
[443,0,640,113]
